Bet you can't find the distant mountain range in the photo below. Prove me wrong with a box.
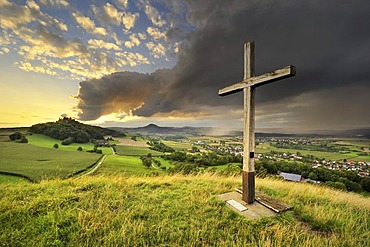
[109,123,370,138]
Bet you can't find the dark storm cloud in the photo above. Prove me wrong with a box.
[76,0,370,129]
[76,71,155,120]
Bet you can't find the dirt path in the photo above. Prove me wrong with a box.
[151,163,159,169]
[77,155,107,178]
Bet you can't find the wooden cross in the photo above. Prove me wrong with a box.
[218,41,296,204]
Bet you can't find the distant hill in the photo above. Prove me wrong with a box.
[30,117,125,143]
[112,123,212,136]
[134,123,178,133]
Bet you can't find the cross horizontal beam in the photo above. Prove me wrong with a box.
[218,65,296,96]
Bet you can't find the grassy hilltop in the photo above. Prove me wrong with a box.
[1,174,369,246]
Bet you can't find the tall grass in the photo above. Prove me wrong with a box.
[1,174,368,246]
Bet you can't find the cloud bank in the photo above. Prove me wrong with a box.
[73,0,370,130]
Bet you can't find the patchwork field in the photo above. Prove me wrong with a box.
[114,145,163,157]
[0,142,102,182]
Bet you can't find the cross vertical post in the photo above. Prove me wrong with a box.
[218,41,296,205]
[242,42,255,204]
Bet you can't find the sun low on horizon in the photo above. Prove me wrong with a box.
[1,0,369,133]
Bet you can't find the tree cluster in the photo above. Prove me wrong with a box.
[9,132,28,143]
[140,153,153,168]
[164,151,242,168]
[163,151,243,175]
[61,137,74,145]
[86,144,103,154]
[148,141,175,153]
[29,117,125,144]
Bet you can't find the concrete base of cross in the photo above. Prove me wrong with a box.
[217,191,277,220]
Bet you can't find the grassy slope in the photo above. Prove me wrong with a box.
[28,134,112,155]
[97,155,162,175]
[0,175,369,246]
[0,142,101,181]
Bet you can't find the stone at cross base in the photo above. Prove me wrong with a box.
[218,41,296,204]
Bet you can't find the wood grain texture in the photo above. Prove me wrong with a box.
[218,65,296,96]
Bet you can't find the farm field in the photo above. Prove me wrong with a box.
[27,134,113,155]
[0,142,102,182]
[114,145,163,157]
[115,137,148,147]
[162,140,192,151]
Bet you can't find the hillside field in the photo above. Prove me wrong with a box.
[0,142,102,182]
[27,134,113,155]
[96,155,161,175]
[0,175,369,246]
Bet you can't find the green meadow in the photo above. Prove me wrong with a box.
[0,175,369,246]
[0,142,102,182]
[153,157,173,169]
[27,134,113,155]
[96,155,160,175]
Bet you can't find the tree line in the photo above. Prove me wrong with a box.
[256,158,370,193]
